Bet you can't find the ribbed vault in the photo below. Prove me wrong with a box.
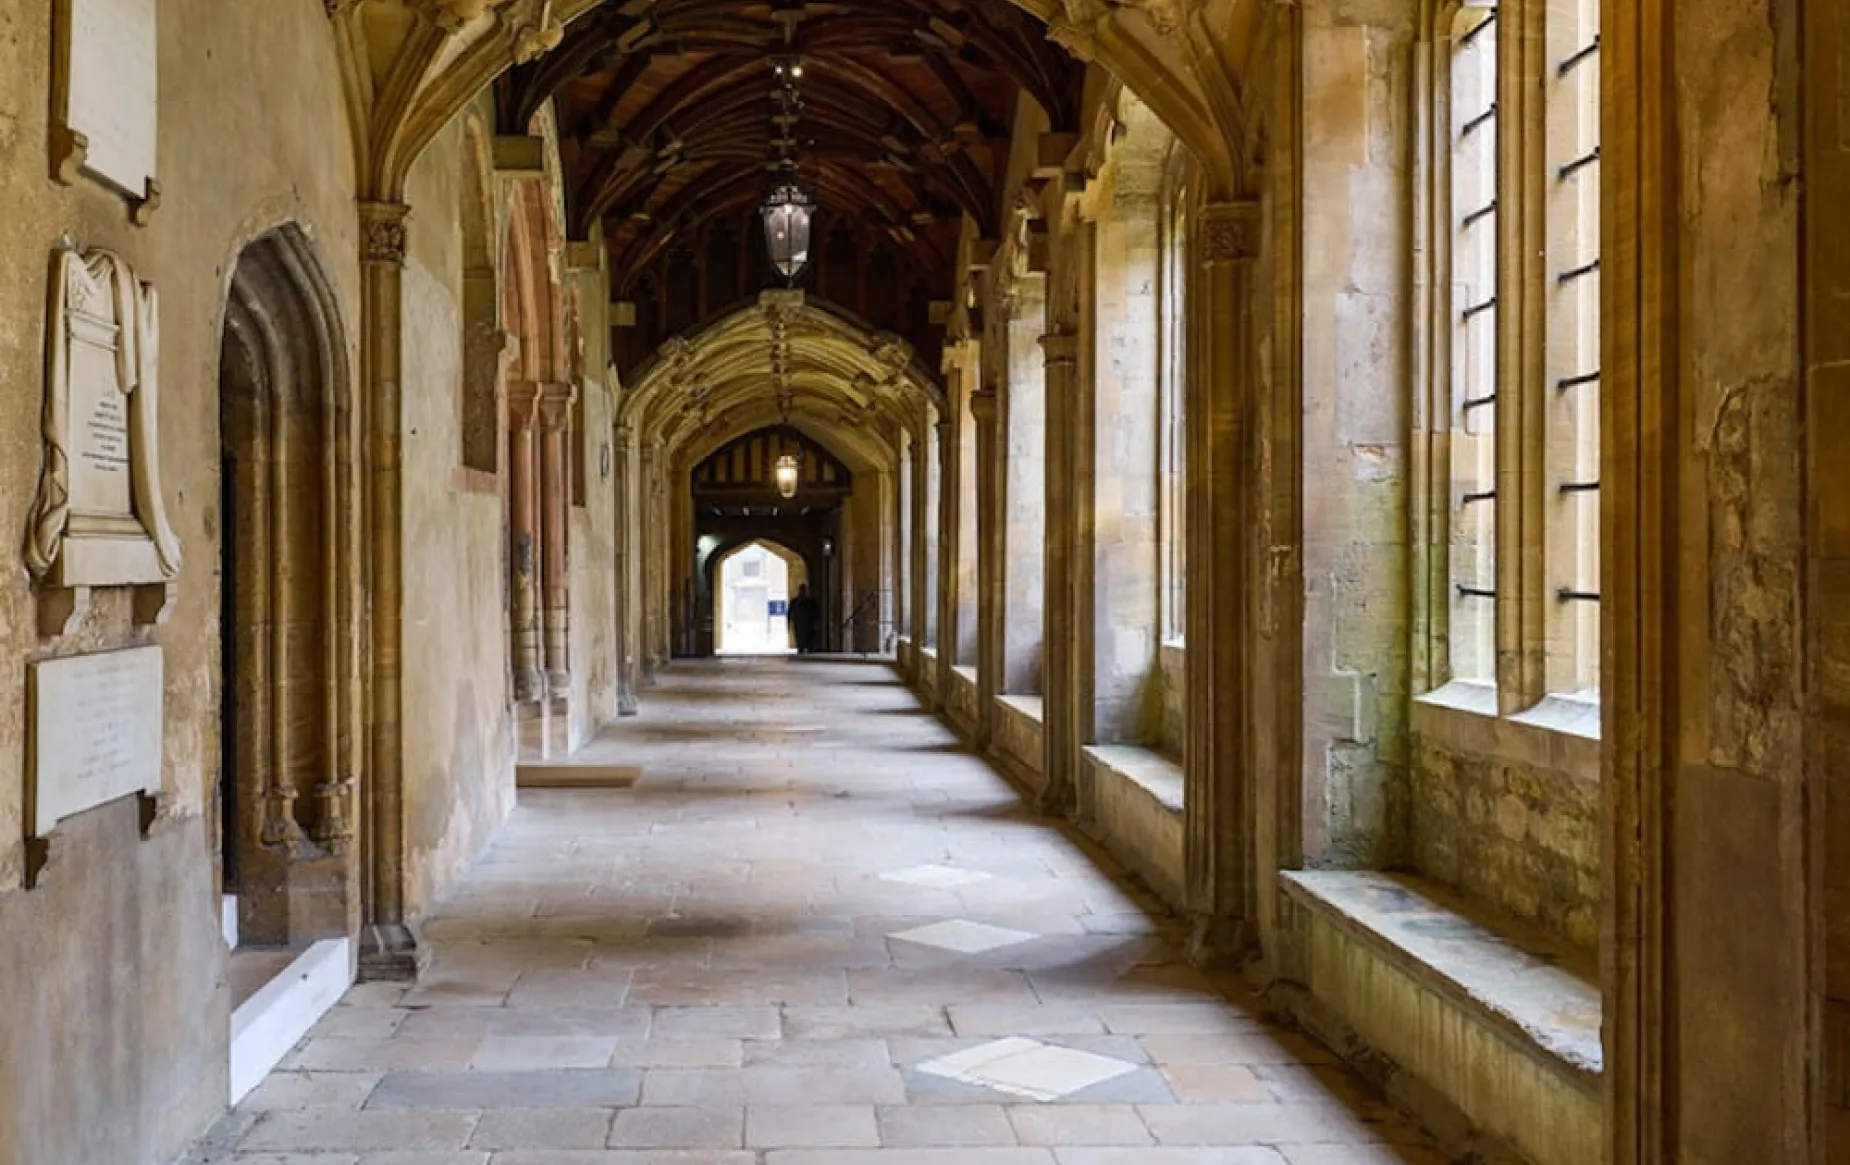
[621,290,944,473]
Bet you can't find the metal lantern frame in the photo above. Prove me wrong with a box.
[761,181,815,283]
[773,451,800,498]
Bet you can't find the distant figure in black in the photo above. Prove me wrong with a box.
[788,583,822,654]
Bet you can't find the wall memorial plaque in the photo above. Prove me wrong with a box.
[25,645,164,887]
[50,0,161,221]
[24,242,182,597]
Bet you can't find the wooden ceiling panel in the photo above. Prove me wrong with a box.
[499,0,1082,283]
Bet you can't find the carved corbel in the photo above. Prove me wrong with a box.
[416,0,492,33]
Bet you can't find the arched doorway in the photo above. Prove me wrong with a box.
[218,224,357,950]
[714,540,809,654]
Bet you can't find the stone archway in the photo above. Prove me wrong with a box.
[218,225,358,949]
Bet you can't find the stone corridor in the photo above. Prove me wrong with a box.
[185,659,1441,1165]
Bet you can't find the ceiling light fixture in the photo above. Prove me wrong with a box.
[774,452,800,499]
[761,56,814,284]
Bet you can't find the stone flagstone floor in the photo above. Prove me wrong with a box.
[185,656,1447,1165]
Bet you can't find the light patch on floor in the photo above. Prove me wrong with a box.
[880,863,993,888]
[889,919,1037,953]
[916,1036,1140,1101]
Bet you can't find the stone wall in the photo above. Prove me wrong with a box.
[1407,705,1599,950]
[1153,641,1184,759]
[1293,0,1413,873]
[0,1,359,1160]
[993,696,1046,793]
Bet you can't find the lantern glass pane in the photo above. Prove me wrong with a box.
[761,186,814,279]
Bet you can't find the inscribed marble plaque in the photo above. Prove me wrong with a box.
[59,0,158,197]
[24,243,183,588]
[28,646,163,837]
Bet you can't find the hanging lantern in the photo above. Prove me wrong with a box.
[774,453,800,499]
[761,182,814,282]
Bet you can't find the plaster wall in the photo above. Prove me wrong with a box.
[567,387,620,743]
[568,246,621,744]
[0,1,359,1161]
[398,109,517,919]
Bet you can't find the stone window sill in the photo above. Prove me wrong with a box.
[951,664,978,685]
[996,694,1044,724]
[1412,681,1600,777]
[1280,869,1603,1079]
[1083,744,1185,816]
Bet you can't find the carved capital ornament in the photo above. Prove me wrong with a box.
[360,201,411,266]
[1199,200,1261,263]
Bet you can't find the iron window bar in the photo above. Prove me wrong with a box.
[1461,489,1497,505]
[1558,480,1600,494]
[1462,295,1498,319]
[1462,199,1498,228]
[1462,103,1498,137]
[1460,9,1498,47]
[1557,36,1600,76]
[1558,257,1600,285]
[1557,588,1601,602]
[1462,392,1497,411]
[1456,584,1497,598]
[1558,146,1601,180]
[1557,369,1601,389]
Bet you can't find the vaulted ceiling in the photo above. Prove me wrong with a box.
[496,0,1084,287]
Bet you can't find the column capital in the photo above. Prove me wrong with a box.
[537,395,573,430]
[1039,330,1080,368]
[968,388,1000,422]
[359,200,411,267]
[1198,200,1261,264]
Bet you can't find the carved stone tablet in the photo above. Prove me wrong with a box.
[27,645,163,838]
[25,243,183,590]
[52,0,159,206]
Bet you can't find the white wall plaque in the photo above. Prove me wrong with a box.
[24,243,183,592]
[51,0,160,218]
[27,645,163,839]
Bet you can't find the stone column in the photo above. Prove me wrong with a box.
[934,413,959,709]
[877,467,898,653]
[909,418,932,665]
[1183,200,1261,963]
[537,382,574,694]
[970,387,1001,747]
[613,422,641,714]
[1039,328,1082,817]
[641,440,665,674]
[357,199,417,979]
[506,380,545,702]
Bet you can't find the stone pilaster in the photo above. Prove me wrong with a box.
[970,386,1002,748]
[1039,328,1082,817]
[506,380,545,702]
[537,381,574,693]
[1183,200,1261,963]
[909,418,932,667]
[356,198,419,980]
[613,422,641,714]
[934,415,959,710]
